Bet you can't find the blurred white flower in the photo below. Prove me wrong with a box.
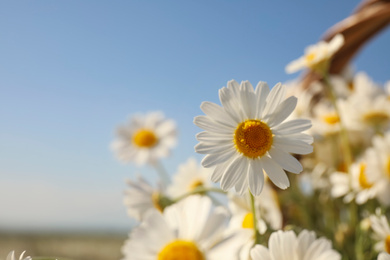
[123,176,169,221]
[370,210,390,254]
[194,80,313,196]
[311,101,342,137]
[365,132,390,206]
[330,160,381,205]
[250,229,341,260]
[111,111,177,166]
[379,252,390,260]
[227,182,282,260]
[286,34,344,74]
[167,157,213,198]
[121,195,241,260]
[6,251,31,260]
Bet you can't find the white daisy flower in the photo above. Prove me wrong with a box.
[194,80,313,196]
[311,101,342,137]
[285,34,344,74]
[167,157,213,198]
[351,72,385,98]
[250,229,341,260]
[227,182,282,260]
[370,210,390,254]
[379,252,390,260]
[343,92,390,132]
[365,132,390,206]
[121,195,241,260]
[228,182,282,233]
[6,251,32,260]
[123,176,170,221]
[299,162,330,194]
[330,160,381,204]
[111,111,177,166]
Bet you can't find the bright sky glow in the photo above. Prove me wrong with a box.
[0,0,389,232]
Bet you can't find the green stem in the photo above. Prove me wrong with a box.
[250,192,261,245]
[322,73,353,170]
[172,187,226,203]
[153,160,171,186]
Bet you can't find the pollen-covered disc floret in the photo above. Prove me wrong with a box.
[234,120,273,158]
[158,240,205,260]
[111,112,177,166]
[132,129,158,148]
[194,80,313,196]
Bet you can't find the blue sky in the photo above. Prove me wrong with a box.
[0,1,389,232]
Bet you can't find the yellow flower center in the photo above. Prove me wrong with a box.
[322,113,340,125]
[189,180,204,191]
[385,235,390,254]
[151,192,163,213]
[242,212,254,229]
[132,129,158,148]
[337,162,348,173]
[234,120,273,159]
[363,111,389,125]
[305,53,316,63]
[158,240,205,260]
[348,81,354,91]
[358,163,373,189]
[386,157,390,180]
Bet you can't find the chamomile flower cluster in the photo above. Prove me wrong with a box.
[111,20,390,260]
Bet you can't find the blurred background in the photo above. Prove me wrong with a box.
[0,1,389,259]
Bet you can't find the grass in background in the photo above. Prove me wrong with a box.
[0,232,127,260]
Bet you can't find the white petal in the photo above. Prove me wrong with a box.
[248,160,265,196]
[155,119,176,136]
[266,96,297,127]
[272,119,312,135]
[239,80,256,119]
[194,115,234,134]
[263,83,286,117]
[200,101,238,127]
[328,34,344,54]
[195,142,234,154]
[285,57,305,74]
[234,173,249,195]
[273,136,313,155]
[282,133,313,144]
[261,156,290,189]
[255,81,270,119]
[211,161,230,182]
[221,156,247,191]
[251,245,272,260]
[268,147,303,174]
[378,253,390,260]
[219,86,242,123]
[296,230,316,258]
[201,149,236,168]
[234,159,249,195]
[196,131,233,143]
